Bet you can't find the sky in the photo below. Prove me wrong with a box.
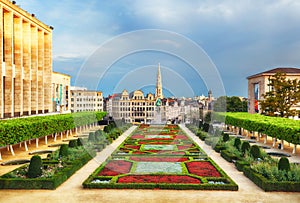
[15,0,300,98]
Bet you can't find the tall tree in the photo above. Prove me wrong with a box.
[260,72,300,117]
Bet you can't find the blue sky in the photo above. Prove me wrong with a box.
[16,0,300,97]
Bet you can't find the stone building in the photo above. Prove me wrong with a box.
[108,64,163,123]
[70,87,103,113]
[0,0,53,118]
[247,67,300,114]
[51,72,71,113]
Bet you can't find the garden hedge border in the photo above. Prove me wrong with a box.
[0,151,95,189]
[243,166,300,192]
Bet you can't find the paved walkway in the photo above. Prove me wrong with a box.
[0,125,299,203]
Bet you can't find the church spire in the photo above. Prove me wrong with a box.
[155,63,163,99]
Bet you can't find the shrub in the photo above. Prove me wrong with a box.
[68,140,77,148]
[223,133,229,142]
[59,144,69,157]
[196,131,207,141]
[94,130,102,141]
[27,155,42,178]
[250,145,260,159]
[77,138,83,146]
[278,157,290,171]
[241,142,250,155]
[233,138,241,150]
[203,123,210,132]
[88,132,95,142]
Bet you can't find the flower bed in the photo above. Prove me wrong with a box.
[186,161,221,177]
[83,124,238,190]
[118,175,201,184]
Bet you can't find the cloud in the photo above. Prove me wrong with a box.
[15,0,300,97]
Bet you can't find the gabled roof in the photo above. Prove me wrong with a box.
[247,67,300,79]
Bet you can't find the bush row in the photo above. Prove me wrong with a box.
[0,111,106,146]
[0,148,95,189]
[216,112,300,145]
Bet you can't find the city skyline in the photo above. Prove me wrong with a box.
[16,0,300,97]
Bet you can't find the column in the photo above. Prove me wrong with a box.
[22,20,31,115]
[43,32,51,113]
[3,9,13,118]
[0,6,3,118]
[30,25,38,115]
[13,15,22,117]
[37,29,44,113]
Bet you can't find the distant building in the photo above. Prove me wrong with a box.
[108,64,213,124]
[0,0,53,118]
[109,89,156,123]
[70,87,103,113]
[247,67,300,114]
[51,72,71,113]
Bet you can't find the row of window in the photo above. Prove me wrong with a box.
[119,112,155,118]
[71,104,102,107]
[71,98,103,102]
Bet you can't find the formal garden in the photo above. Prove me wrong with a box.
[187,112,300,192]
[83,124,238,190]
[0,112,132,189]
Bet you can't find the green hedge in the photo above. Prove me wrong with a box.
[83,180,238,191]
[243,166,300,192]
[220,150,239,163]
[0,111,106,147]
[0,150,95,189]
[218,112,300,145]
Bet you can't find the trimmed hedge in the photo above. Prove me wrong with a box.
[0,150,95,189]
[217,112,300,145]
[243,166,300,192]
[83,180,238,191]
[0,111,106,147]
[220,150,239,163]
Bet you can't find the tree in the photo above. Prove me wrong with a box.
[213,96,247,112]
[260,72,300,117]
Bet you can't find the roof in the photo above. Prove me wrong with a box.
[247,67,300,79]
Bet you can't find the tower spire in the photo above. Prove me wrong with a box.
[155,63,163,99]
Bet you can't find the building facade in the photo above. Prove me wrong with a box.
[70,87,103,113]
[0,0,53,118]
[110,89,156,123]
[247,67,300,114]
[51,72,71,113]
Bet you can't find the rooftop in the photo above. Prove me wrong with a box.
[247,67,300,79]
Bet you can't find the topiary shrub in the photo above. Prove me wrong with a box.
[68,140,77,148]
[250,145,260,159]
[223,133,230,142]
[278,157,290,171]
[203,123,210,132]
[77,138,83,146]
[234,138,241,150]
[241,141,250,155]
[88,132,95,142]
[27,155,43,178]
[95,130,101,141]
[59,144,69,157]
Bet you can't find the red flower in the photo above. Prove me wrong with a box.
[130,157,188,162]
[186,161,221,177]
[131,134,144,139]
[177,144,194,150]
[123,145,140,150]
[98,160,132,176]
[174,135,189,140]
[118,175,201,184]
